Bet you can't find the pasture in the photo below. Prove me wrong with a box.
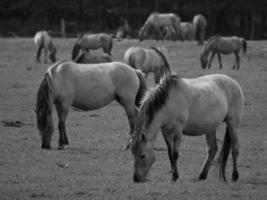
[0,38,266,200]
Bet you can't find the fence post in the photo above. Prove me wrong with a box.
[61,18,66,38]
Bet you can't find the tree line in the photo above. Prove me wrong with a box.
[0,0,266,39]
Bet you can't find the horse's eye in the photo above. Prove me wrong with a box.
[140,154,145,159]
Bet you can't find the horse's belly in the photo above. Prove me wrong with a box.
[72,82,115,111]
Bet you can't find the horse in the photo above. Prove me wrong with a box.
[74,52,113,64]
[200,35,247,70]
[34,31,57,63]
[193,14,207,45]
[131,74,244,183]
[71,33,113,60]
[35,61,147,150]
[124,46,171,84]
[179,22,195,41]
[139,12,181,41]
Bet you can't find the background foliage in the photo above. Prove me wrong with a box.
[0,0,266,39]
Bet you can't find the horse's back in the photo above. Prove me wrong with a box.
[49,61,139,110]
[172,74,244,134]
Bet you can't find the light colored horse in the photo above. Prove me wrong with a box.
[74,52,113,64]
[180,22,195,40]
[35,61,146,150]
[124,46,171,84]
[139,12,181,41]
[193,14,207,45]
[34,31,57,63]
[131,74,244,183]
[200,35,247,70]
[72,33,113,60]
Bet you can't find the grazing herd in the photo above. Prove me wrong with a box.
[35,12,246,183]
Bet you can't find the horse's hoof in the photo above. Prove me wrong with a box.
[232,171,239,182]
[57,145,65,150]
[123,144,130,151]
[41,144,51,149]
[198,173,207,180]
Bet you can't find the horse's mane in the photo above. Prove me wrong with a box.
[131,74,180,153]
[150,46,171,74]
[202,35,220,53]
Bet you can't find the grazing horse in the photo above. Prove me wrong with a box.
[139,12,181,41]
[124,46,171,84]
[74,52,113,64]
[200,36,247,70]
[35,61,146,150]
[72,33,113,60]
[193,14,207,45]
[131,74,244,183]
[179,22,195,41]
[34,31,57,63]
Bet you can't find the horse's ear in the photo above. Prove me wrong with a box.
[141,133,147,143]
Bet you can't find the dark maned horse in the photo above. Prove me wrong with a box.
[35,61,146,150]
[72,33,113,60]
[200,35,247,70]
[34,31,57,63]
[124,46,171,84]
[139,12,181,41]
[74,52,113,64]
[131,74,244,183]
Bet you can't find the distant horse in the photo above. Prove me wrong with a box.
[179,22,195,40]
[193,14,207,45]
[72,33,113,60]
[200,36,247,70]
[131,74,244,183]
[124,46,171,84]
[35,61,146,150]
[139,12,181,41]
[34,31,57,63]
[74,52,113,64]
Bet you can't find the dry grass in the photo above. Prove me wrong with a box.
[0,38,267,200]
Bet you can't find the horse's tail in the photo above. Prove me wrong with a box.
[124,48,136,69]
[242,39,247,54]
[217,126,231,181]
[135,70,147,107]
[150,46,171,75]
[36,72,54,149]
[72,33,84,60]
[71,42,81,60]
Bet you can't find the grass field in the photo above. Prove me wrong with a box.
[0,38,267,200]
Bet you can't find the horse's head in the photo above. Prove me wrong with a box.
[200,52,208,69]
[49,48,57,63]
[132,133,155,182]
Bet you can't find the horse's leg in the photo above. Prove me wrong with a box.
[171,128,182,181]
[234,51,240,70]
[55,102,70,150]
[44,47,48,63]
[36,45,43,62]
[207,51,216,69]
[198,132,218,180]
[217,53,223,69]
[117,97,137,150]
[225,120,240,181]
[161,126,173,173]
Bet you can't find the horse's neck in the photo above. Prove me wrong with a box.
[145,112,165,144]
